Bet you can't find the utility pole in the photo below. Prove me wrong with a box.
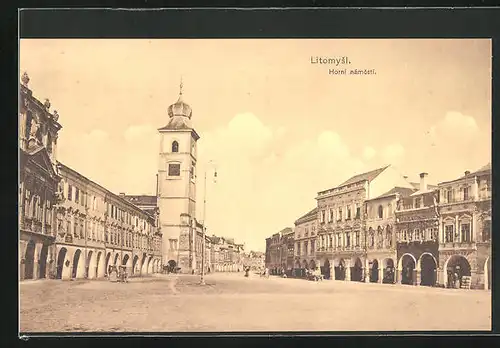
[200,170,207,285]
[201,160,216,285]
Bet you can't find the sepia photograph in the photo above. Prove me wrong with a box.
[19,38,491,333]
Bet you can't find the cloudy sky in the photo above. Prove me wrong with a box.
[20,39,491,252]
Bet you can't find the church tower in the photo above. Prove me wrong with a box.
[157,81,199,272]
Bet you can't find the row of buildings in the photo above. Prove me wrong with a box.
[19,73,246,280]
[265,164,491,290]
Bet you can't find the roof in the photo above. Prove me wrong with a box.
[368,186,416,201]
[279,227,293,235]
[438,163,491,185]
[410,182,438,191]
[472,162,491,175]
[57,162,155,221]
[122,195,158,207]
[338,165,390,188]
[158,118,201,140]
[294,207,318,225]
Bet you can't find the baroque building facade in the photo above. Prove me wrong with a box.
[243,251,265,271]
[209,235,244,272]
[19,73,162,281]
[437,164,491,289]
[315,165,414,282]
[54,164,162,280]
[265,232,284,275]
[281,227,295,274]
[293,208,318,278]
[395,173,440,286]
[19,73,63,280]
[364,186,415,283]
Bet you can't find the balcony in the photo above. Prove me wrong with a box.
[440,241,476,250]
[441,197,476,205]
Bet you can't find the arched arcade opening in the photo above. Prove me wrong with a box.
[56,247,68,280]
[38,243,50,279]
[132,255,140,274]
[24,240,36,280]
[444,255,472,289]
[399,254,416,285]
[351,257,363,282]
[382,258,395,284]
[335,259,346,280]
[419,253,437,287]
[321,259,331,280]
[370,259,379,283]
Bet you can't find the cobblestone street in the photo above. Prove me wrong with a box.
[20,272,491,332]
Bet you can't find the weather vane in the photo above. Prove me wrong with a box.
[180,75,183,96]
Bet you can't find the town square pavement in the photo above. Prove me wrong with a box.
[20,272,491,332]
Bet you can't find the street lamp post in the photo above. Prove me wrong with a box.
[200,160,217,286]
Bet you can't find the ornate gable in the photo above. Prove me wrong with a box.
[24,146,59,182]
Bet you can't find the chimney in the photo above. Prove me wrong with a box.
[419,173,428,192]
[119,192,125,196]
[403,175,408,180]
[464,170,470,176]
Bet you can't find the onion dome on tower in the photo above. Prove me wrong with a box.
[159,78,194,131]
[167,79,192,119]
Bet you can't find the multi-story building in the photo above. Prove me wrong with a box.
[315,165,414,282]
[293,208,318,278]
[437,164,491,289]
[194,221,211,273]
[364,186,415,283]
[19,72,63,280]
[395,173,440,286]
[265,237,272,271]
[209,235,243,272]
[19,72,162,281]
[122,194,159,219]
[279,227,294,275]
[54,163,162,280]
[266,232,284,275]
[243,251,265,271]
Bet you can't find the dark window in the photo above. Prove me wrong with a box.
[356,207,361,219]
[75,188,80,204]
[463,187,469,201]
[347,207,351,220]
[447,190,453,203]
[461,223,471,242]
[47,133,53,153]
[67,185,73,201]
[172,141,179,153]
[445,225,454,242]
[168,163,181,176]
[483,220,491,242]
[414,197,421,208]
[378,205,383,219]
[25,111,33,139]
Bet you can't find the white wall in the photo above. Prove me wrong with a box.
[369,165,413,199]
[158,129,199,264]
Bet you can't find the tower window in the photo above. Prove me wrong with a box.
[172,141,179,153]
[168,163,181,176]
[191,161,196,179]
